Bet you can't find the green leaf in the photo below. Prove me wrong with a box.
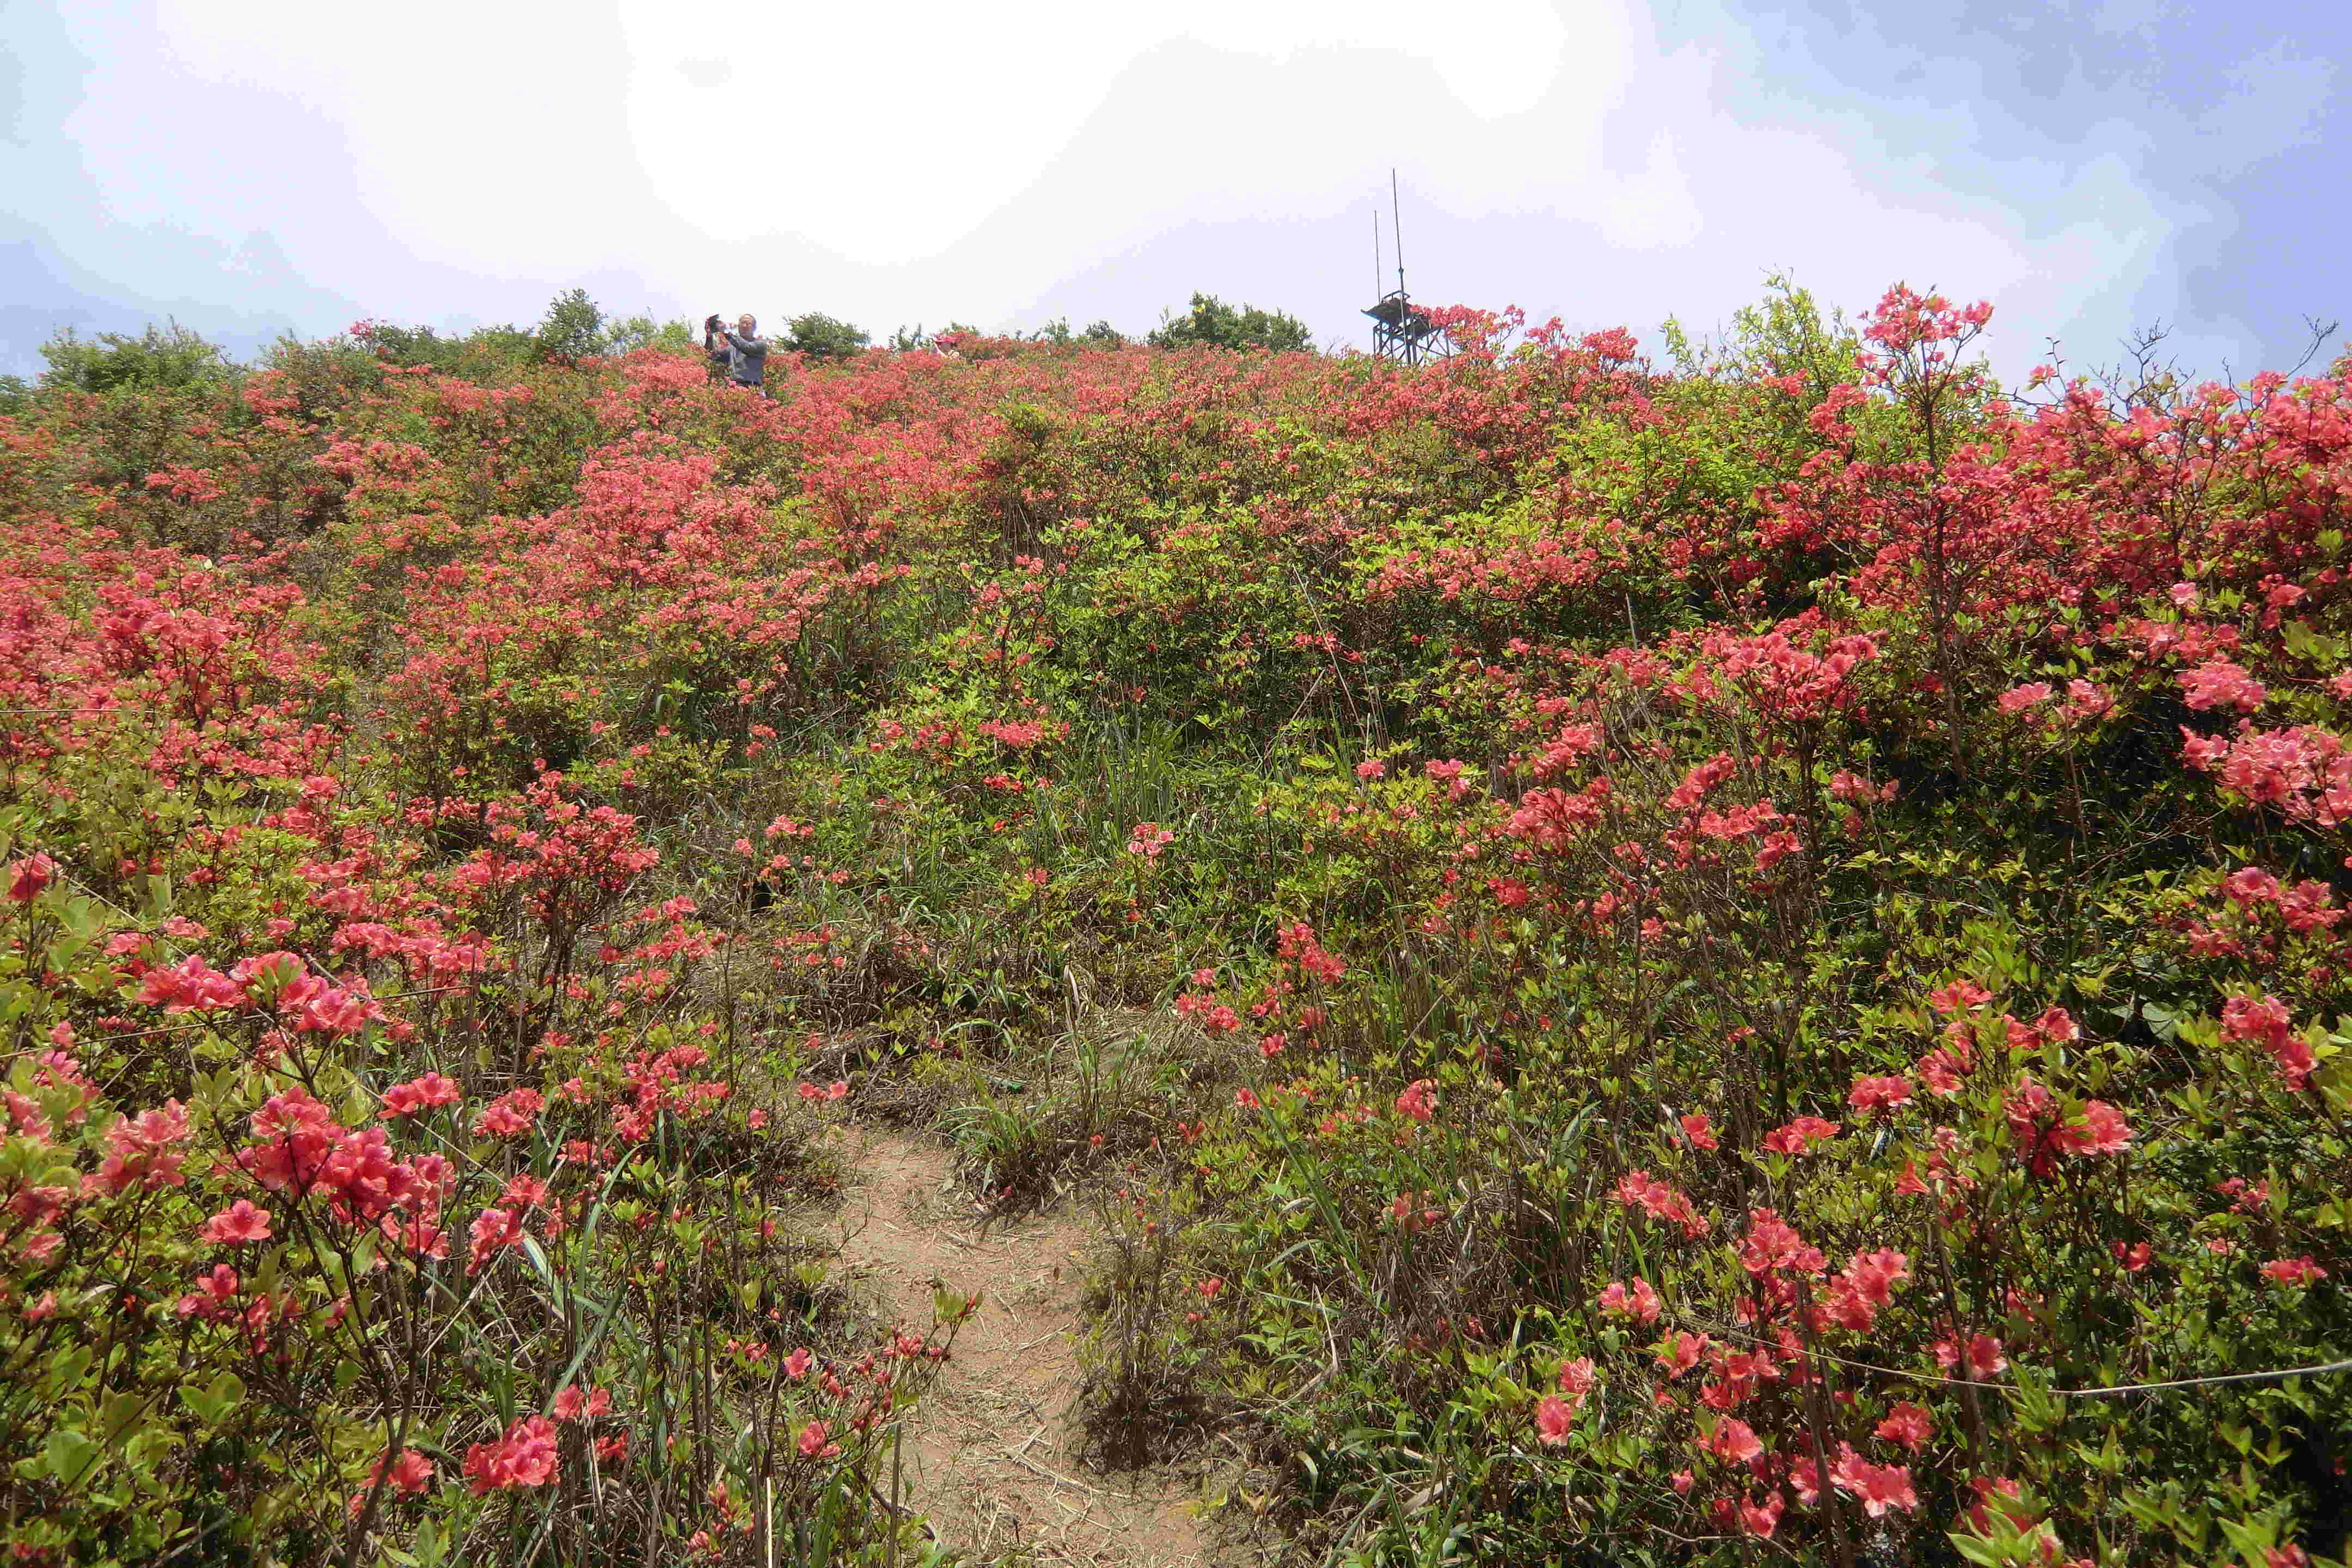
[1946,1533,2006,1567]
[97,1388,147,1444]
[44,1428,99,1486]
[181,1371,244,1427]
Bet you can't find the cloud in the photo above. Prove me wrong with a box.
[615,0,1575,264]
[2196,41,2333,174]
[10,0,2312,384]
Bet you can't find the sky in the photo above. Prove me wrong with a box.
[2,0,2343,384]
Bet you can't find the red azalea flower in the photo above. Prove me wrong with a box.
[199,1199,273,1247]
[1829,1443,1918,1516]
[5,852,59,904]
[1702,1418,1762,1465]
[2261,1256,2329,1288]
[1874,1402,1933,1453]
[463,1414,557,1494]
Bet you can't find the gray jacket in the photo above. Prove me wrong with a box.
[719,329,768,385]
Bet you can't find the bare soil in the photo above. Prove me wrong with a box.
[829,1126,1210,1566]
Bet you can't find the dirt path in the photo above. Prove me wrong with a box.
[831,1126,1209,1566]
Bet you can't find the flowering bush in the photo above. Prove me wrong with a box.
[4,291,2350,1563]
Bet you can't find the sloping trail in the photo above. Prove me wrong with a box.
[832,1127,1208,1566]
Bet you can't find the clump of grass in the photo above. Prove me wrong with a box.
[945,988,1227,1213]
[1074,1204,1212,1469]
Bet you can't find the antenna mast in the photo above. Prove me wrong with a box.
[1361,168,1450,367]
[1392,168,1406,297]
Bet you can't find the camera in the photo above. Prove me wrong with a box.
[704,314,724,335]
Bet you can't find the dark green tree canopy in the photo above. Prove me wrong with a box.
[785,314,871,360]
[1020,318,1132,350]
[1147,292,1313,353]
[360,321,451,366]
[39,322,235,394]
[535,287,607,364]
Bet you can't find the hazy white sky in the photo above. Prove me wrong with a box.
[2,0,2342,379]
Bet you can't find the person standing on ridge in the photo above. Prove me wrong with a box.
[716,314,769,395]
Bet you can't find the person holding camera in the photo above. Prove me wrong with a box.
[702,314,733,383]
[709,313,769,395]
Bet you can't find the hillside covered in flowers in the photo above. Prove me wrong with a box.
[2,285,2348,1566]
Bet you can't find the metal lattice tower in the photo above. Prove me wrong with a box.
[1364,170,1450,366]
